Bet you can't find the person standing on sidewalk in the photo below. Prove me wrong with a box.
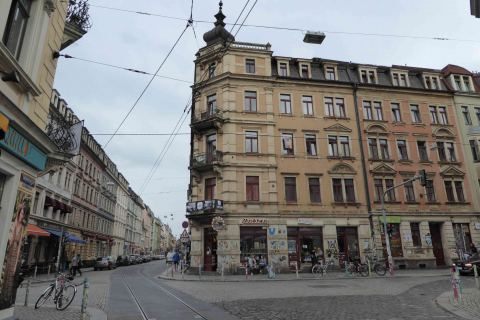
[70,253,78,276]
[172,251,180,272]
[75,254,82,276]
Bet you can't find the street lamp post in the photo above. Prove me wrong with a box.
[380,171,426,274]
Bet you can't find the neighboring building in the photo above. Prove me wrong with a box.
[127,188,144,254]
[141,206,153,254]
[186,4,480,273]
[112,173,129,258]
[0,0,89,315]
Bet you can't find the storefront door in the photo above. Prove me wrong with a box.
[203,228,217,271]
[287,227,323,270]
[337,227,359,267]
[429,222,445,266]
[453,223,473,260]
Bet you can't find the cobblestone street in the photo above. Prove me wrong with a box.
[13,306,88,320]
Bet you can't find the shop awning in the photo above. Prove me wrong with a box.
[66,234,86,244]
[42,227,64,237]
[26,224,50,237]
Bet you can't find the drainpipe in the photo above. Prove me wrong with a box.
[347,67,374,240]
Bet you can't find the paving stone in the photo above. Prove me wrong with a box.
[13,306,88,320]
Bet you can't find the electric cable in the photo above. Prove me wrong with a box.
[88,3,480,44]
[103,24,190,149]
[56,54,191,83]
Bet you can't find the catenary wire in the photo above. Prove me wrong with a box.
[103,24,190,149]
[88,3,480,43]
[137,0,257,194]
[56,54,192,83]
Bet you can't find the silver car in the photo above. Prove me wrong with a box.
[94,256,117,270]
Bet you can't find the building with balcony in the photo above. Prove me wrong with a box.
[186,4,480,273]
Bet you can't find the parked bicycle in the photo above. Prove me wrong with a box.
[312,256,336,277]
[345,258,369,277]
[365,254,387,276]
[34,272,77,310]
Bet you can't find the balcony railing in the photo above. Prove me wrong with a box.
[186,199,224,217]
[191,151,223,171]
[191,109,224,132]
[231,42,271,51]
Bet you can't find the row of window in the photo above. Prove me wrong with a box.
[203,176,466,204]
[73,209,113,234]
[73,178,115,213]
[374,178,465,203]
[243,131,457,162]
[206,93,451,125]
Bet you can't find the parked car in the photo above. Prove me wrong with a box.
[166,251,175,263]
[129,255,138,264]
[145,255,152,262]
[158,253,165,260]
[459,253,480,276]
[134,255,143,264]
[116,255,130,266]
[94,256,117,270]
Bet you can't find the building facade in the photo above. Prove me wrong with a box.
[112,173,129,257]
[0,0,88,316]
[186,5,480,273]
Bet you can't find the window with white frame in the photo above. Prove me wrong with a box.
[332,178,356,203]
[328,135,350,157]
[430,106,448,124]
[368,138,389,160]
[462,106,472,125]
[305,134,317,156]
[444,180,465,203]
[279,62,288,76]
[245,59,255,74]
[359,69,377,84]
[391,103,402,122]
[300,64,309,78]
[397,140,409,160]
[469,140,480,162]
[363,101,383,120]
[410,104,421,123]
[404,179,416,202]
[208,62,216,78]
[302,95,314,115]
[245,131,258,153]
[324,97,346,118]
[244,91,257,112]
[424,75,440,90]
[436,141,456,162]
[281,133,294,155]
[462,76,471,92]
[280,94,292,114]
[392,72,409,87]
[374,178,396,202]
[438,106,448,124]
[325,66,336,80]
[3,0,32,59]
[417,141,429,161]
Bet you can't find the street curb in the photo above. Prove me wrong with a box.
[87,307,107,320]
[434,291,477,320]
[158,272,451,282]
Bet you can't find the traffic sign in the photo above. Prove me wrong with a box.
[180,229,190,243]
[182,221,188,229]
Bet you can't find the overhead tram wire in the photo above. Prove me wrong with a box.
[103,24,190,149]
[88,3,480,44]
[55,54,191,84]
[138,0,257,195]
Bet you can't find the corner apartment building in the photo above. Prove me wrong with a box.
[186,5,479,273]
[0,0,88,316]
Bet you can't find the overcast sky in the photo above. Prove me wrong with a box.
[54,0,480,237]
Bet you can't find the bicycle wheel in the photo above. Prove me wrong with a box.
[312,265,323,277]
[56,284,77,311]
[35,285,55,309]
[359,264,369,277]
[374,264,387,276]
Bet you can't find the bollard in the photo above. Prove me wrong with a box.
[47,265,51,275]
[34,265,38,279]
[199,265,202,279]
[181,265,184,280]
[171,265,174,278]
[221,263,224,280]
[295,262,299,279]
[24,279,30,307]
[245,263,248,280]
[367,260,371,277]
[474,264,479,290]
[80,278,89,320]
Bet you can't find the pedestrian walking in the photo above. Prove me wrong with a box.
[76,254,82,276]
[70,253,78,276]
[172,250,180,271]
[247,255,256,275]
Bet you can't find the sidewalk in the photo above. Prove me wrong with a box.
[436,287,480,320]
[159,265,451,282]
[22,267,95,285]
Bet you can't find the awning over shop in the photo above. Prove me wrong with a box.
[43,227,63,237]
[66,234,86,244]
[26,224,50,237]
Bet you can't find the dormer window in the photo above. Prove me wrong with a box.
[424,75,440,90]
[279,62,288,76]
[462,76,472,91]
[453,75,472,92]
[391,72,409,87]
[359,69,377,84]
[300,64,309,78]
[325,66,336,80]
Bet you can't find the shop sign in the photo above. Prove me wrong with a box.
[378,216,401,224]
[20,173,35,190]
[475,223,480,230]
[0,126,47,171]
[211,216,225,231]
[240,217,268,225]
[298,218,313,225]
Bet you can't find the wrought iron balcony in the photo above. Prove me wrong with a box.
[191,109,224,132]
[190,151,223,172]
[186,199,224,218]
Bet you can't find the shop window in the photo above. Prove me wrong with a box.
[453,223,472,259]
[381,223,403,257]
[246,176,259,201]
[240,227,267,263]
[410,222,421,247]
[288,227,323,269]
[337,227,359,267]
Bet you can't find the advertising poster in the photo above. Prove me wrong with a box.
[0,173,34,309]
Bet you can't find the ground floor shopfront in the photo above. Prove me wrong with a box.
[371,213,480,269]
[188,216,371,273]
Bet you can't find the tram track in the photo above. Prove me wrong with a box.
[115,262,209,320]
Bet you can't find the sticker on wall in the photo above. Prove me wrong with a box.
[424,233,432,246]
[268,227,276,236]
